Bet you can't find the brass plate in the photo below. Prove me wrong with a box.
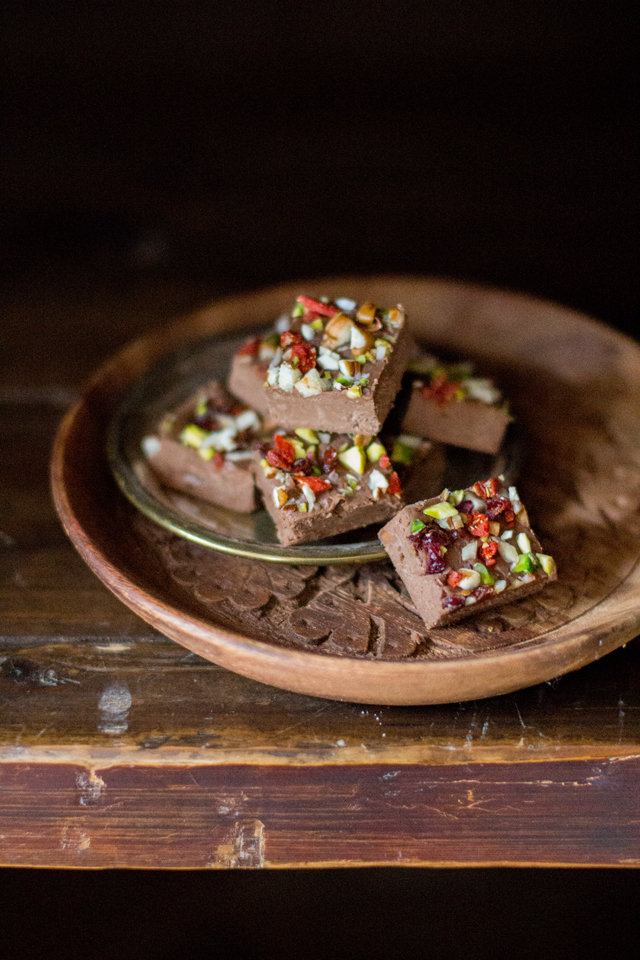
[107,330,518,564]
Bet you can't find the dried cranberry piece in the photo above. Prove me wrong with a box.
[408,524,450,575]
[292,457,313,475]
[458,500,474,514]
[424,548,447,575]
[442,595,466,611]
[322,447,338,474]
[486,496,515,525]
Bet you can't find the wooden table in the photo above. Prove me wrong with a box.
[1,272,639,870]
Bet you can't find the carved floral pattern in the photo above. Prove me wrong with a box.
[133,369,640,662]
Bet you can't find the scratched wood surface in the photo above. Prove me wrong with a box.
[2,274,640,868]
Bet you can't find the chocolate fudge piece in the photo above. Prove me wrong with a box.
[254,428,405,546]
[379,477,557,628]
[227,333,277,416]
[259,295,414,434]
[142,381,262,513]
[401,354,510,454]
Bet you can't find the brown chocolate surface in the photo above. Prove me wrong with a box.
[402,388,510,454]
[380,483,557,629]
[143,380,260,513]
[228,351,271,416]
[266,321,414,433]
[254,431,404,546]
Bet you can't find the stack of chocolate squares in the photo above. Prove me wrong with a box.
[144,294,556,629]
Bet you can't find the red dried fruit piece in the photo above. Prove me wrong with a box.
[266,450,291,470]
[447,570,465,587]
[237,336,261,356]
[295,476,332,493]
[292,457,314,475]
[296,295,340,317]
[422,375,461,406]
[290,341,316,375]
[485,496,515,526]
[479,540,499,566]
[280,330,304,348]
[212,452,225,469]
[442,595,466,611]
[473,478,499,498]
[379,453,391,469]
[467,512,490,537]
[274,433,296,463]
[387,472,402,495]
[322,447,338,473]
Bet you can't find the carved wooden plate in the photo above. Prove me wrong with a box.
[51,276,640,704]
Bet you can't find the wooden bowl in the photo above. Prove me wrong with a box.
[51,276,640,705]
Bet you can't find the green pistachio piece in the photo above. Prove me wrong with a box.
[180,424,207,448]
[473,562,495,586]
[423,502,460,520]
[366,441,387,462]
[391,441,413,464]
[513,553,539,574]
[295,428,319,445]
[536,553,556,575]
[338,445,366,474]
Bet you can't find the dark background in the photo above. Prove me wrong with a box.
[2,1,637,334]
[1,3,638,958]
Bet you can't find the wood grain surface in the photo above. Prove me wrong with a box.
[2,273,640,868]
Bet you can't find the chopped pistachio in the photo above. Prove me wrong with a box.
[366,440,387,462]
[423,502,460,520]
[180,424,207,448]
[295,428,319,445]
[391,441,413,464]
[536,553,556,575]
[474,562,495,586]
[338,445,366,474]
[513,553,539,574]
[410,519,426,534]
[290,438,307,459]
